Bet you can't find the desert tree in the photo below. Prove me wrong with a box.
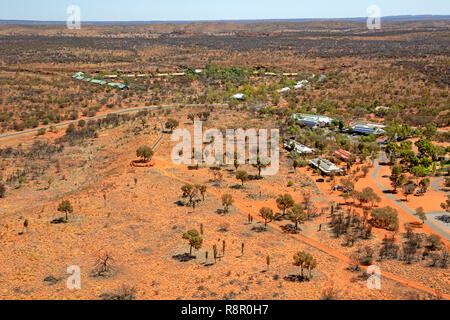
[94,251,115,277]
[221,194,233,214]
[415,207,427,224]
[419,178,430,195]
[288,204,307,232]
[58,200,73,221]
[181,184,199,207]
[302,191,312,210]
[236,170,249,186]
[441,195,450,213]
[293,251,307,278]
[306,256,318,279]
[195,184,207,201]
[233,152,240,171]
[165,118,179,133]
[402,180,416,201]
[390,165,405,192]
[182,229,203,257]
[276,194,294,216]
[252,155,271,178]
[136,146,153,162]
[259,207,274,231]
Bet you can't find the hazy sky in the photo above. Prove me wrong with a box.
[1,0,449,21]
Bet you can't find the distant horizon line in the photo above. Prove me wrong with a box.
[0,14,449,25]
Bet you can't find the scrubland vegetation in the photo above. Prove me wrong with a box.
[0,20,448,300]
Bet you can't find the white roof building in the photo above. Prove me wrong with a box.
[294,80,309,89]
[352,122,386,135]
[277,87,291,93]
[309,158,343,175]
[293,113,334,127]
[284,140,314,154]
[231,93,245,100]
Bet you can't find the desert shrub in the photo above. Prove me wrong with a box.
[370,206,399,231]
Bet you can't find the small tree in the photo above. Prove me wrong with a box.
[306,256,318,279]
[222,194,233,214]
[58,200,73,221]
[252,156,271,178]
[419,178,430,195]
[165,118,179,133]
[94,252,115,277]
[441,195,450,213]
[182,229,203,257]
[236,170,249,186]
[293,251,307,278]
[415,207,427,224]
[390,165,405,192]
[259,207,274,230]
[276,194,294,216]
[288,204,307,232]
[362,165,370,177]
[402,181,416,201]
[195,185,207,201]
[181,184,199,207]
[136,146,153,162]
[371,206,399,231]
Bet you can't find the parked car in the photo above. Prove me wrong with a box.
[316,178,325,183]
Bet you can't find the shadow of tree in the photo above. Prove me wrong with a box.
[172,253,196,262]
[284,274,310,282]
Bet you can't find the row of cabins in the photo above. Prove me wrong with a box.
[276,80,310,94]
[232,80,311,100]
[72,72,129,90]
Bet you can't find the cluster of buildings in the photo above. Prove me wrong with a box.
[292,113,386,135]
[72,72,129,90]
[283,113,389,176]
[276,80,310,94]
